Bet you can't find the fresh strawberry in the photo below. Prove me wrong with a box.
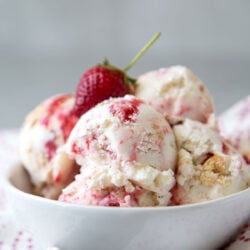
[74,32,161,117]
[74,62,134,117]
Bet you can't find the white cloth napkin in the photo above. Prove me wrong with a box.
[0,130,249,250]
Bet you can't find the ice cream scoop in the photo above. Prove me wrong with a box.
[19,94,80,199]
[172,119,250,205]
[219,96,250,164]
[135,66,214,124]
[60,95,177,206]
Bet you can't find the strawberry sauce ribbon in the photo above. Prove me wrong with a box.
[0,129,249,250]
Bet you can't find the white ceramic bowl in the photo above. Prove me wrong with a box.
[3,162,250,250]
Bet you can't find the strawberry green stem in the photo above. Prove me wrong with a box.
[123,32,161,72]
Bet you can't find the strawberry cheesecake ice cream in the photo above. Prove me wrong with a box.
[135,66,214,124]
[19,94,80,199]
[18,49,250,207]
[172,119,250,205]
[59,95,177,206]
[18,31,250,207]
[219,96,250,164]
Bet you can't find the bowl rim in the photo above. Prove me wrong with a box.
[3,161,250,212]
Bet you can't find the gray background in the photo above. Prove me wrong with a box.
[0,0,250,128]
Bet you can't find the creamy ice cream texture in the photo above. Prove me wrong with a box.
[19,94,80,199]
[135,66,214,124]
[19,65,250,207]
[173,119,250,205]
[219,96,250,164]
[59,95,177,206]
